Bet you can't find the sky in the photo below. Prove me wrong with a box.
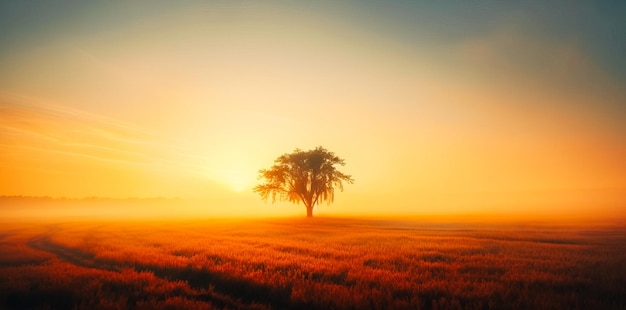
[1,0,625,219]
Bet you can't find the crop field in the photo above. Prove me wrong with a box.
[0,217,625,309]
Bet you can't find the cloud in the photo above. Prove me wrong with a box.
[0,92,211,178]
[457,26,606,88]
[453,23,626,138]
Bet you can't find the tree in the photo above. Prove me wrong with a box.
[254,146,354,217]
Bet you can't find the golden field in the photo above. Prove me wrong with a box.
[0,216,624,309]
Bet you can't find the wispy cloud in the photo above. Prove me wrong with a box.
[0,92,212,180]
[457,26,605,87]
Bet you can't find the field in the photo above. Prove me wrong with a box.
[0,217,625,309]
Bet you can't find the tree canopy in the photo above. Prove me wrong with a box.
[254,146,354,217]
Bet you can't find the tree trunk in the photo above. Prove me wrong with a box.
[306,205,313,218]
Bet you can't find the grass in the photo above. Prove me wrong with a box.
[0,217,624,309]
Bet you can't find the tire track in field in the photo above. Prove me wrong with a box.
[28,234,99,269]
[26,229,292,309]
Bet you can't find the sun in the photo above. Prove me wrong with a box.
[219,163,254,193]
[228,173,248,192]
[205,151,257,193]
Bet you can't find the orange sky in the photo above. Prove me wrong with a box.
[1,1,625,219]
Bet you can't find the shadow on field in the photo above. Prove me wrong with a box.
[27,233,292,309]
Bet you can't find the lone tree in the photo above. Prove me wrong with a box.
[254,146,354,217]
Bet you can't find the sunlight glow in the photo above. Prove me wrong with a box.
[211,154,256,193]
[227,171,248,193]
[0,1,624,219]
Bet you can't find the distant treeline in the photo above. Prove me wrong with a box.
[0,196,182,208]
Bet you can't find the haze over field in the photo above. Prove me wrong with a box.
[1,1,625,219]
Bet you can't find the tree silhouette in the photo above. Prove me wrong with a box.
[254,146,354,217]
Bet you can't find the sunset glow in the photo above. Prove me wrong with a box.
[1,2,626,308]
[1,1,625,220]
